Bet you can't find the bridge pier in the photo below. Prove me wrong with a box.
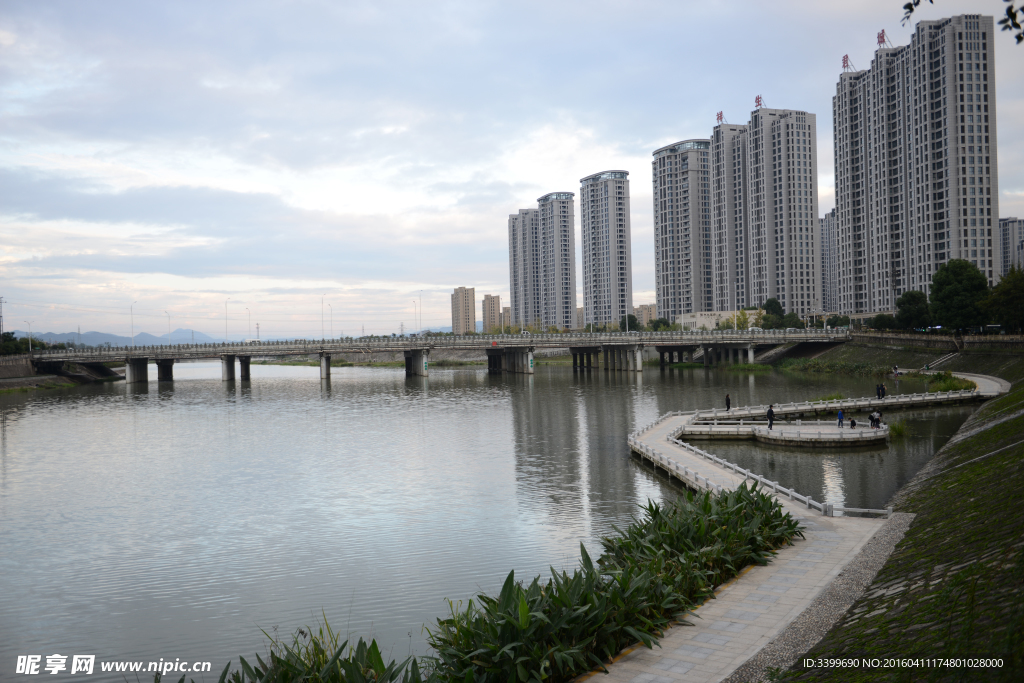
[404,349,429,377]
[239,356,251,381]
[747,345,754,364]
[125,357,149,384]
[702,345,709,367]
[156,359,174,382]
[221,354,236,381]
[486,348,503,374]
[319,353,331,380]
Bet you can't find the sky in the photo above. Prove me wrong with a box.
[1,0,1021,339]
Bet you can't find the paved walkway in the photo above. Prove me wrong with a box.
[607,376,1010,682]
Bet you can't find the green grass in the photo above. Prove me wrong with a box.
[811,392,845,402]
[725,363,772,373]
[922,370,977,393]
[431,359,485,367]
[668,362,705,369]
[778,357,890,377]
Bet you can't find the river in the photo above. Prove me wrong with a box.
[0,362,972,679]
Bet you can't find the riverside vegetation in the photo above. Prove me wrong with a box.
[170,484,803,683]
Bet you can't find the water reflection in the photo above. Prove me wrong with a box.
[0,363,970,682]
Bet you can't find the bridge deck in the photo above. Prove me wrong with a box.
[19,330,849,364]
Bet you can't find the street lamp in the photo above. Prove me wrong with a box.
[131,301,138,347]
[328,304,333,339]
[24,321,33,356]
[225,298,230,342]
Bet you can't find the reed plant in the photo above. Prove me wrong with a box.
[888,418,908,437]
[426,483,803,683]
[924,371,976,393]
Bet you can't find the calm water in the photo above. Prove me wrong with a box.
[0,363,971,679]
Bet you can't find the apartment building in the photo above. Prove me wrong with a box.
[833,14,1000,315]
[820,208,839,313]
[507,194,577,329]
[711,125,752,311]
[502,306,512,330]
[652,141,712,322]
[482,294,501,333]
[633,304,657,327]
[451,287,476,335]
[581,171,632,327]
[999,217,1023,275]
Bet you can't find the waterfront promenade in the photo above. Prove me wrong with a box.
[614,377,1007,682]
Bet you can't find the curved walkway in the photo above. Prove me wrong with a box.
[608,378,1009,682]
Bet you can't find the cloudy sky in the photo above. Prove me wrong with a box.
[2,0,1020,338]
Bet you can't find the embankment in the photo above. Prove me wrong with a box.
[779,357,1024,681]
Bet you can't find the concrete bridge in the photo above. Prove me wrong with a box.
[21,329,850,384]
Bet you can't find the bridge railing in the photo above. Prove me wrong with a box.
[28,328,851,360]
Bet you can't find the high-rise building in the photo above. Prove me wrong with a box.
[652,141,712,322]
[821,208,839,313]
[501,306,511,330]
[482,294,501,333]
[451,287,476,335]
[999,217,1023,275]
[711,124,751,311]
[507,194,577,330]
[707,108,820,317]
[581,171,632,327]
[746,108,821,316]
[508,208,540,327]
[576,306,585,330]
[538,193,577,329]
[833,15,1000,315]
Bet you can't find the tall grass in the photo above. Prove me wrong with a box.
[888,418,908,437]
[725,363,772,373]
[925,371,976,393]
[426,484,803,683]
[812,392,845,402]
[779,358,889,377]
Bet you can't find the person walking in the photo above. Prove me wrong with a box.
[767,404,775,431]
[726,393,731,411]
[838,408,844,428]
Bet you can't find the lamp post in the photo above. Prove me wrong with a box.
[24,321,33,356]
[328,304,333,339]
[225,298,230,342]
[131,301,138,347]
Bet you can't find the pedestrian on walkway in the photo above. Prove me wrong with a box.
[838,408,844,428]
[850,417,857,429]
[767,404,775,431]
[726,393,731,411]
[881,384,887,398]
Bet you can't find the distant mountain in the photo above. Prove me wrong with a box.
[10,328,222,347]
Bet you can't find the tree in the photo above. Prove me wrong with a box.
[826,314,850,328]
[903,1,1024,45]
[763,298,783,317]
[750,308,765,328]
[781,312,805,329]
[619,314,639,332]
[895,290,931,330]
[870,314,898,330]
[982,264,1024,333]
[762,314,783,330]
[717,318,735,330]
[930,259,988,330]
[735,310,750,330]
[649,317,672,331]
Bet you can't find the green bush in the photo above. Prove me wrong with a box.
[925,371,976,393]
[426,484,803,683]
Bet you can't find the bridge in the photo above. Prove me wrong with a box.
[20,329,850,384]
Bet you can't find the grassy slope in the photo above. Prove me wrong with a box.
[781,357,1024,682]
[805,342,941,371]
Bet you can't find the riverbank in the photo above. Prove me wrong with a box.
[773,361,1024,680]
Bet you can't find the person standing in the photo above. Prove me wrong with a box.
[726,393,731,411]
[767,404,775,431]
[881,384,887,398]
[838,408,844,428]
[876,384,882,399]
